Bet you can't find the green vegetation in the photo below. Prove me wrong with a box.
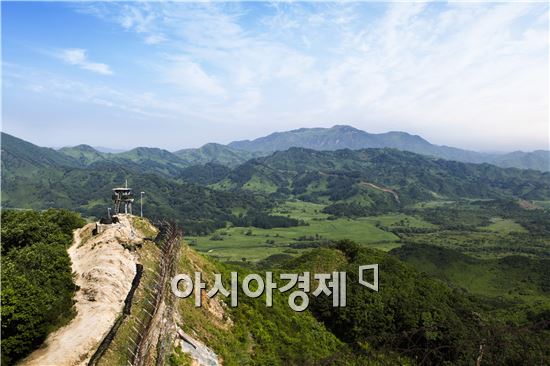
[222,148,549,206]
[479,217,527,233]
[188,200,435,262]
[0,209,85,365]
[300,242,550,365]
[173,240,549,365]
[228,125,550,172]
[177,163,231,185]
[1,159,268,235]
[3,132,549,238]
[3,131,550,364]
[173,243,369,365]
[399,199,550,259]
[130,216,160,238]
[391,244,550,306]
[174,143,264,168]
[187,211,409,262]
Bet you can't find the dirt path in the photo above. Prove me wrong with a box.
[360,182,400,203]
[318,171,400,203]
[19,216,144,366]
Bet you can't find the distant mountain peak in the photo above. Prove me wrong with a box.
[227,125,549,171]
[330,124,360,132]
[60,144,98,153]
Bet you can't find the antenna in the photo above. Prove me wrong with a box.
[125,179,128,188]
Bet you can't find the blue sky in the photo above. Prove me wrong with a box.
[2,1,548,151]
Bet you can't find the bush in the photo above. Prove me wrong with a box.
[1,209,85,364]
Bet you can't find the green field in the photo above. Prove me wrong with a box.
[534,200,550,209]
[392,244,550,312]
[187,200,438,262]
[479,217,527,234]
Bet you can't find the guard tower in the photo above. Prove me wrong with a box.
[112,180,134,215]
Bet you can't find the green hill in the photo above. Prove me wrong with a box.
[1,135,268,235]
[57,142,264,173]
[111,147,190,177]
[279,242,550,365]
[228,125,550,171]
[1,133,79,176]
[490,150,550,171]
[391,244,550,304]
[1,209,86,364]
[58,144,107,165]
[174,143,263,167]
[215,148,550,215]
[4,134,549,232]
[2,163,266,235]
[177,163,232,185]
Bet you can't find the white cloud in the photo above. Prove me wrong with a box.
[25,2,550,150]
[161,57,227,97]
[144,34,165,45]
[60,48,113,75]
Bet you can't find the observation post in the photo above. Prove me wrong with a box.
[112,180,134,215]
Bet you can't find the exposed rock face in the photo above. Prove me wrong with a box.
[19,215,145,366]
[176,327,220,366]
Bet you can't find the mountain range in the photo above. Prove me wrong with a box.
[1,132,264,234]
[229,125,550,171]
[2,131,549,227]
[12,125,547,172]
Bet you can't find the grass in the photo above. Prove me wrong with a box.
[130,216,160,238]
[479,217,527,234]
[188,200,438,262]
[172,245,346,366]
[392,244,550,310]
[410,200,456,208]
[533,200,550,209]
[242,175,279,193]
[187,218,400,262]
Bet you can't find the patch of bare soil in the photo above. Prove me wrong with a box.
[19,215,145,366]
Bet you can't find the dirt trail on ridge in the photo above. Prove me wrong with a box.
[19,215,145,366]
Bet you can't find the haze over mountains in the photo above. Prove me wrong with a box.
[228,125,550,171]
[50,125,550,172]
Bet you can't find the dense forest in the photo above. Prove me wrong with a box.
[1,209,85,364]
[277,241,550,365]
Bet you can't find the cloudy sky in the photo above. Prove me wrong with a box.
[2,1,548,152]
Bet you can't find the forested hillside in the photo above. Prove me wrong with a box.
[1,162,268,235]
[229,125,550,171]
[212,147,550,216]
[1,209,85,365]
[270,241,550,365]
[3,133,549,234]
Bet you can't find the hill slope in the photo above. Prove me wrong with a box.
[229,125,550,171]
[1,133,79,175]
[4,134,549,228]
[174,143,263,167]
[56,142,264,172]
[1,135,267,235]
[216,148,550,212]
[391,244,550,301]
[58,144,107,165]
